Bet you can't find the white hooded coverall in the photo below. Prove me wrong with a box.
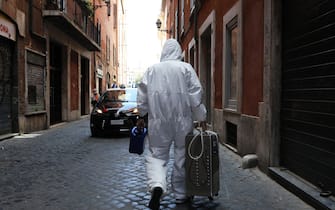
[137,39,206,200]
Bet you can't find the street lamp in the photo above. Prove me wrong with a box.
[156,18,171,34]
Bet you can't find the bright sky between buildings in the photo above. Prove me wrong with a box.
[124,0,162,74]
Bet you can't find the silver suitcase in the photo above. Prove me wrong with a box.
[185,129,220,199]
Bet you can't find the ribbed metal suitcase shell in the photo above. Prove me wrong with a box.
[185,130,220,198]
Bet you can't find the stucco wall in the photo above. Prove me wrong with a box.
[242,0,264,116]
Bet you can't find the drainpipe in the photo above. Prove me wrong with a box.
[194,5,198,47]
[194,0,202,47]
[93,0,97,90]
[177,0,180,42]
[194,0,201,70]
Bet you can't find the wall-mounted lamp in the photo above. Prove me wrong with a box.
[94,0,111,16]
[156,19,171,34]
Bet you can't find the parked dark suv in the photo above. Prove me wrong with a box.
[90,88,139,137]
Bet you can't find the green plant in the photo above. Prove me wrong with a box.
[79,0,94,16]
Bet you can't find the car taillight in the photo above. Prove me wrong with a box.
[103,107,108,113]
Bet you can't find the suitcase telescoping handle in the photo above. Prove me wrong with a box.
[187,129,218,160]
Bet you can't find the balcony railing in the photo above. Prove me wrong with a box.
[43,0,101,51]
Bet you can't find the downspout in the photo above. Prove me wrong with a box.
[194,0,202,48]
[194,0,201,71]
[194,5,198,47]
[177,0,180,42]
[93,0,97,90]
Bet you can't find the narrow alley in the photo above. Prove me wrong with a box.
[0,118,313,210]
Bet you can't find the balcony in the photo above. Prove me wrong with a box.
[43,0,100,51]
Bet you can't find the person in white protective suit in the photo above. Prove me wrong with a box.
[136,39,207,210]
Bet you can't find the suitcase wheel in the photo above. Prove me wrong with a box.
[208,196,213,201]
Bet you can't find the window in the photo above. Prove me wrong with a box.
[97,21,101,46]
[26,50,46,113]
[106,73,111,88]
[30,0,44,37]
[113,44,117,67]
[226,19,238,107]
[188,38,197,71]
[106,36,110,62]
[113,4,117,28]
[180,0,185,34]
[58,0,65,10]
[190,0,195,13]
[175,10,178,38]
[189,46,195,67]
[83,15,88,33]
[223,1,241,111]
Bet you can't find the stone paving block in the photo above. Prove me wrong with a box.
[0,118,314,210]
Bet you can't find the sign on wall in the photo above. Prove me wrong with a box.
[0,13,16,41]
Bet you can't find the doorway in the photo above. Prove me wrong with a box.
[281,0,335,195]
[81,57,89,115]
[199,26,212,122]
[49,42,63,125]
[0,37,13,134]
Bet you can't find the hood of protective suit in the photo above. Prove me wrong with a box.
[160,39,183,62]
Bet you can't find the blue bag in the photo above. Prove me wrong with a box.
[129,126,147,155]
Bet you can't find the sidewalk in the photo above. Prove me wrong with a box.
[213,144,314,210]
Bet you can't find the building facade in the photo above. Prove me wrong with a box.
[161,0,334,208]
[93,0,119,93]
[117,0,126,87]
[0,0,118,134]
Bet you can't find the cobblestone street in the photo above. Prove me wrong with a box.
[0,118,313,210]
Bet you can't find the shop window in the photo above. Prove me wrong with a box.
[26,50,46,113]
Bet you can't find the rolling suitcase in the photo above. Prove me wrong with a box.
[185,129,220,200]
